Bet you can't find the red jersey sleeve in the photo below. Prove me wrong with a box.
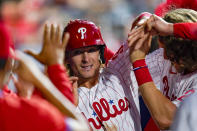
[174,23,197,40]
[47,64,74,104]
[104,47,114,65]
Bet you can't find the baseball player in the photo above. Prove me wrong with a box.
[128,8,197,130]
[61,19,141,131]
[133,11,197,131]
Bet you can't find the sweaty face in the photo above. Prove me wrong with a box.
[68,46,101,79]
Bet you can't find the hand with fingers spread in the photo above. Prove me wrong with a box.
[128,26,152,63]
[26,24,69,66]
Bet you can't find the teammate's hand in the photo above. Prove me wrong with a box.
[25,24,69,66]
[69,76,79,106]
[146,14,173,36]
[128,26,152,63]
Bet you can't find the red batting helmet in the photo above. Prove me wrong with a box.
[63,19,105,52]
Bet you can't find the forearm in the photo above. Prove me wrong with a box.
[30,66,75,118]
[33,72,89,129]
[139,82,176,129]
[132,59,176,129]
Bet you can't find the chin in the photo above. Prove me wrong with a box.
[80,71,97,79]
[82,74,95,79]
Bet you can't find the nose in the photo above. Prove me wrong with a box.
[82,52,89,63]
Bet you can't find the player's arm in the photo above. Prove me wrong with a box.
[128,27,176,130]
[145,14,197,40]
[14,50,89,130]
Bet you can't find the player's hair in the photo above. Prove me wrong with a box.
[159,9,197,71]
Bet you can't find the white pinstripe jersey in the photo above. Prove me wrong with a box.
[146,48,197,107]
[76,43,141,131]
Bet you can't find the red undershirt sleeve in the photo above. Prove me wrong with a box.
[47,64,74,104]
[174,23,197,40]
[104,47,114,65]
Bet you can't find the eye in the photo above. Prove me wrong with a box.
[73,50,83,56]
[87,47,99,53]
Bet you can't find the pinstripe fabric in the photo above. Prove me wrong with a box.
[76,43,141,131]
[146,48,197,107]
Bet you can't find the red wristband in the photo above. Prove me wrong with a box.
[133,59,153,86]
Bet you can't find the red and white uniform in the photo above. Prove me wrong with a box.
[76,43,141,131]
[146,48,197,107]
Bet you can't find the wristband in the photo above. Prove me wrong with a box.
[133,59,153,86]
[133,65,148,71]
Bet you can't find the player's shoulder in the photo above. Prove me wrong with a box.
[145,48,165,65]
[181,92,197,108]
[147,48,164,58]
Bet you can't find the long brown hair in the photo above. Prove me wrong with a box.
[159,9,197,71]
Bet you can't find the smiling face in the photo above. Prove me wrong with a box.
[68,45,101,79]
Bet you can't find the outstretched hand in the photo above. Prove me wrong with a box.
[26,24,69,66]
[128,26,152,63]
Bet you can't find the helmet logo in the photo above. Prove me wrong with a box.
[78,27,86,39]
